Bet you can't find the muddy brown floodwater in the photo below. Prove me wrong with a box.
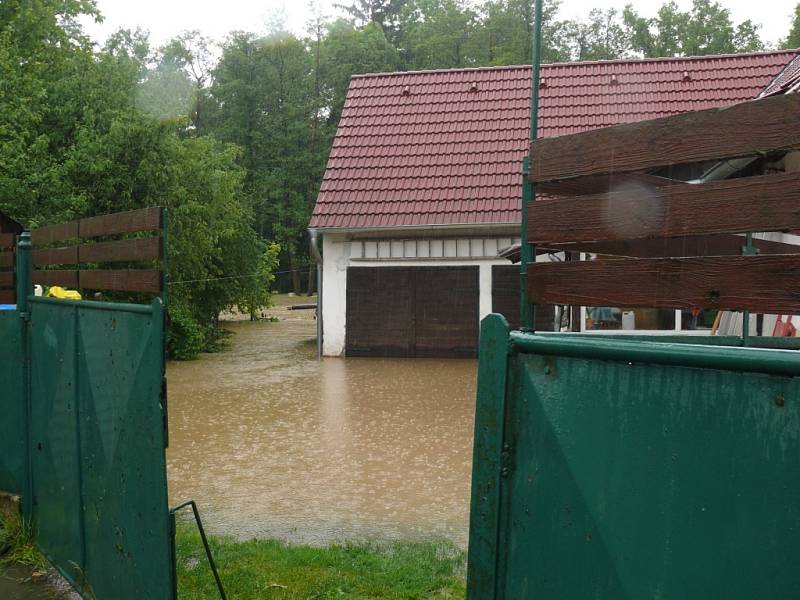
[166,298,477,546]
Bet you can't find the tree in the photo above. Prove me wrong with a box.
[398,0,481,69]
[785,3,800,49]
[0,2,277,358]
[210,32,326,294]
[158,31,215,129]
[334,0,406,44]
[567,9,629,61]
[476,0,571,65]
[624,0,764,58]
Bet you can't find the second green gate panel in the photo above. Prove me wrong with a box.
[468,315,800,599]
[29,297,172,599]
[0,309,25,495]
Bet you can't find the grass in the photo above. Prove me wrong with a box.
[0,504,465,599]
[175,523,467,599]
[0,500,46,570]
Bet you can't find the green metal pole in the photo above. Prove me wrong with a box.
[741,232,755,345]
[16,231,33,519]
[521,0,543,331]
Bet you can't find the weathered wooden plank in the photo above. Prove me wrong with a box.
[528,255,800,313]
[0,289,15,304]
[0,272,13,287]
[537,173,681,197]
[31,221,79,245]
[32,246,79,266]
[79,269,162,293]
[32,270,79,288]
[0,251,13,268]
[79,236,161,263]
[530,93,800,183]
[79,207,162,238]
[0,233,15,249]
[531,173,800,244]
[550,235,800,258]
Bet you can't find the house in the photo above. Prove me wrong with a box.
[0,212,22,305]
[309,50,799,358]
[0,212,22,236]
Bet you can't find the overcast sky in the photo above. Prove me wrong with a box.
[81,0,797,50]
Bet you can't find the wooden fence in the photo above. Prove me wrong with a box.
[526,93,800,315]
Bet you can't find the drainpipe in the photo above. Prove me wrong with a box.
[309,229,323,358]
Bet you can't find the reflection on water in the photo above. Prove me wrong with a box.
[166,311,477,546]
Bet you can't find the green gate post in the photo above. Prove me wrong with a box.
[520,0,544,331]
[15,231,33,519]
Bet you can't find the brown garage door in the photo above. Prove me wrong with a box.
[492,265,555,331]
[346,266,479,358]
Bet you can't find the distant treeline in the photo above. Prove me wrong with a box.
[1,0,798,357]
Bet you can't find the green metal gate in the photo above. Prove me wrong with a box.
[468,315,800,599]
[0,308,25,496]
[28,297,171,598]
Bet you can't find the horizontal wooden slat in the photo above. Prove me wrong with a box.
[79,236,161,263]
[551,234,800,259]
[79,207,162,238]
[0,250,13,268]
[31,207,163,245]
[33,246,79,266]
[528,255,800,313]
[31,221,79,245]
[0,233,14,249]
[79,270,162,293]
[531,173,800,244]
[0,272,13,287]
[530,93,800,183]
[537,173,681,197]
[0,289,15,304]
[32,270,79,288]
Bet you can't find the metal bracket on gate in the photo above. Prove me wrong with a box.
[169,500,228,600]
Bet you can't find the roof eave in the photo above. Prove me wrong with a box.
[309,221,520,235]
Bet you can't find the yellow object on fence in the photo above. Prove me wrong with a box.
[45,286,82,301]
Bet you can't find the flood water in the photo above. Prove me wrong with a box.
[166,298,477,546]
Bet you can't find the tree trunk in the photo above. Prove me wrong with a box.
[307,265,316,296]
[290,253,302,295]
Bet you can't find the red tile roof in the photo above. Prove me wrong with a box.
[761,52,800,96]
[310,50,798,230]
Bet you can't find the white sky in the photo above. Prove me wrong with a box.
[81,1,797,50]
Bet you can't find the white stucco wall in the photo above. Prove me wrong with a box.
[320,232,520,356]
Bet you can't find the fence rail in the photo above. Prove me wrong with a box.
[30,207,165,295]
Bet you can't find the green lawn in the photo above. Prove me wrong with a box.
[175,524,467,599]
[1,506,466,599]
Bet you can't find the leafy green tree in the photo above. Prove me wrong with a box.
[210,32,327,293]
[159,31,215,129]
[624,0,764,58]
[476,0,571,65]
[785,3,800,48]
[0,2,277,358]
[334,0,406,45]
[567,8,629,61]
[398,0,481,69]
